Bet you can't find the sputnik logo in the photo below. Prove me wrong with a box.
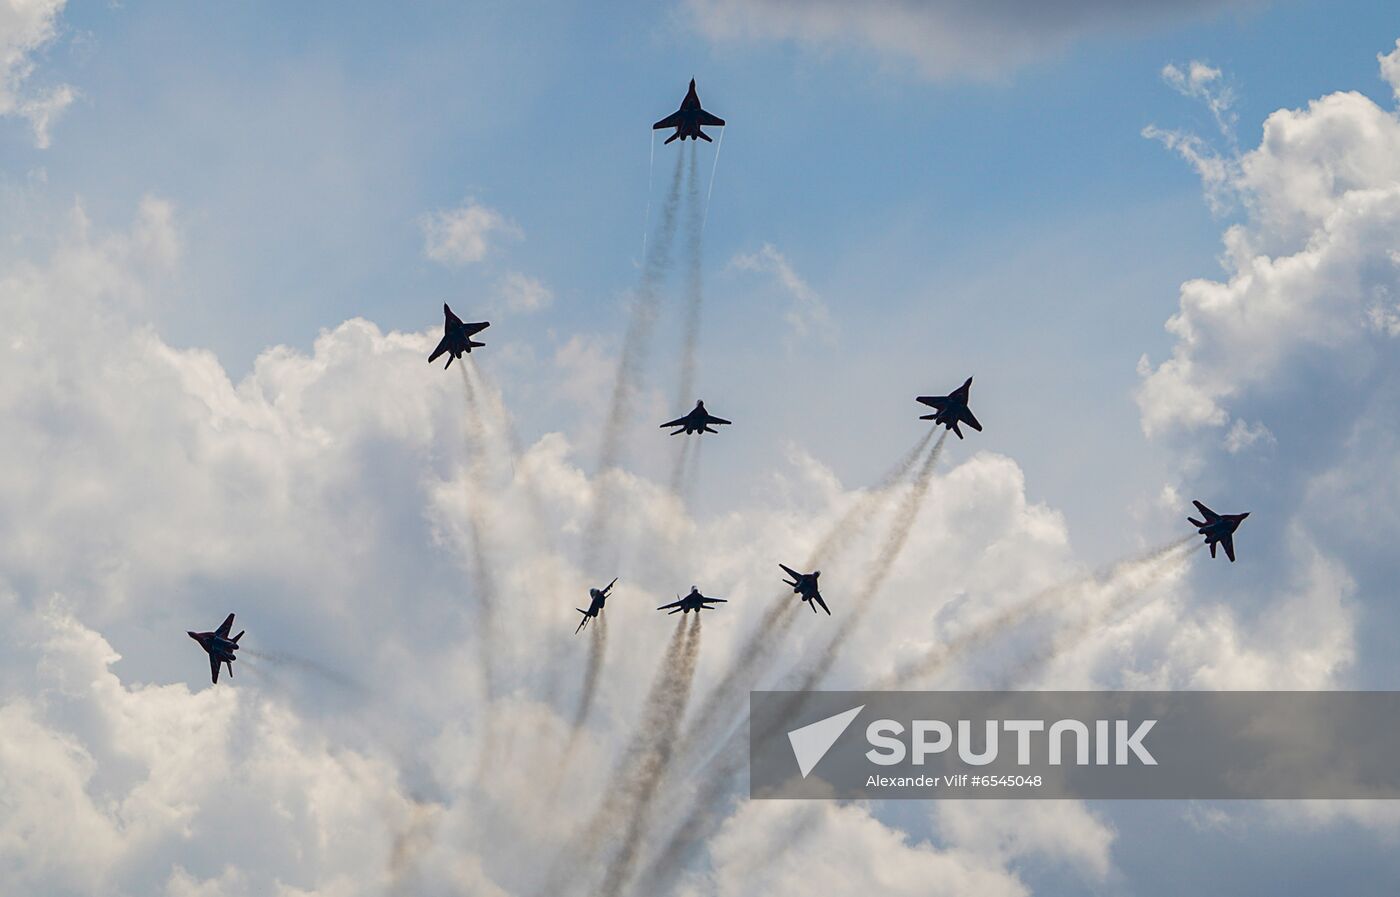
[786,705,864,778]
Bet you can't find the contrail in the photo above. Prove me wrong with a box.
[593,613,702,897]
[641,129,656,261]
[807,428,935,564]
[702,127,725,233]
[675,141,703,410]
[582,150,686,575]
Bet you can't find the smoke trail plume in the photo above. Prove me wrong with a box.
[675,141,703,412]
[561,610,609,764]
[536,615,698,896]
[241,649,366,694]
[668,435,693,496]
[793,430,948,692]
[594,613,702,897]
[582,151,686,574]
[677,429,936,764]
[387,796,443,896]
[877,535,1197,690]
[997,540,1202,689]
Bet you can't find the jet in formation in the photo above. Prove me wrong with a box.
[188,612,243,684]
[428,303,490,369]
[660,400,732,435]
[916,376,982,439]
[658,586,727,615]
[780,564,829,615]
[576,577,618,634]
[1188,500,1249,562]
[653,79,726,144]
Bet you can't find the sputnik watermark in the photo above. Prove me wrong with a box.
[751,691,1400,799]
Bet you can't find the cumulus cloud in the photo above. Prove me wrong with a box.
[0,0,76,147]
[495,271,554,313]
[0,194,1127,894]
[685,0,1253,81]
[421,198,521,266]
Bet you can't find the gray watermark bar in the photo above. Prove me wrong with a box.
[750,691,1400,799]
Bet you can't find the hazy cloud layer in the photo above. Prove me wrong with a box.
[686,0,1254,80]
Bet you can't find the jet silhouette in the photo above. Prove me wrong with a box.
[916,376,982,439]
[657,586,727,615]
[653,79,726,144]
[1188,500,1250,562]
[660,400,732,435]
[188,613,243,684]
[780,564,829,615]
[576,577,618,634]
[428,303,489,369]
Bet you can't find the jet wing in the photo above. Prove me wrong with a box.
[209,653,221,684]
[697,111,725,127]
[657,598,685,611]
[428,335,450,363]
[959,407,983,432]
[1192,500,1220,522]
[653,111,683,130]
[702,597,727,604]
[215,613,235,638]
[703,413,732,426]
[779,564,801,580]
[1221,533,1236,563]
[916,396,948,409]
[463,321,490,337]
[659,415,690,429]
[813,593,831,615]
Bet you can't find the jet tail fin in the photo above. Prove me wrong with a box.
[1188,517,1205,528]
[664,131,680,145]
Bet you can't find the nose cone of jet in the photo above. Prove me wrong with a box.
[187,631,198,640]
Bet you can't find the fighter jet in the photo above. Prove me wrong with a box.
[1188,500,1250,562]
[660,400,732,435]
[657,586,727,615]
[653,79,726,144]
[188,612,243,684]
[916,376,982,439]
[576,577,618,634]
[780,564,829,615]
[428,303,489,369]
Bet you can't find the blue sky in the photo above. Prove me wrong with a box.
[6,2,1400,895]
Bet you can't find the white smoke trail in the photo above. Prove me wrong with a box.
[536,615,697,896]
[676,429,936,762]
[582,151,686,575]
[593,613,703,897]
[877,535,1197,690]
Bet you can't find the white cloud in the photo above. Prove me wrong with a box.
[496,271,553,313]
[0,195,1123,894]
[421,199,521,266]
[685,0,1252,81]
[730,243,835,345]
[1380,38,1400,102]
[0,0,76,147]
[1138,75,1400,436]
